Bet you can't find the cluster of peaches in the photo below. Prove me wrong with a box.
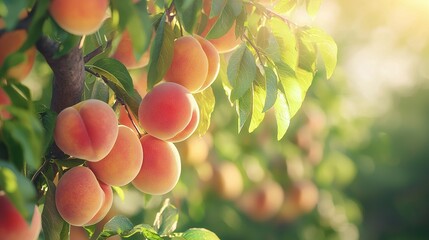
[0,0,242,237]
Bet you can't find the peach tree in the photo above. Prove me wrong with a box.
[0,0,337,239]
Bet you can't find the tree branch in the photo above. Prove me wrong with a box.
[36,36,85,114]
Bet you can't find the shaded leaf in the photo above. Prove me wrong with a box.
[182,228,220,240]
[147,14,175,89]
[175,0,203,33]
[41,178,69,240]
[153,199,179,236]
[263,66,278,112]
[227,44,257,101]
[206,4,235,39]
[237,88,252,132]
[90,58,134,93]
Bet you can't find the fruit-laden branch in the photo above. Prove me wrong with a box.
[36,36,85,114]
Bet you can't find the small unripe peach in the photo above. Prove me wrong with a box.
[0,30,36,81]
[55,166,104,226]
[88,125,143,186]
[138,82,195,140]
[54,99,118,162]
[49,0,109,35]
[132,135,181,195]
[164,36,209,92]
[0,192,41,240]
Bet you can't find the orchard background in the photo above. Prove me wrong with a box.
[1,0,429,239]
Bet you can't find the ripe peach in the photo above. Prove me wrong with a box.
[0,87,12,119]
[0,192,41,240]
[176,135,210,166]
[237,180,284,221]
[132,135,181,195]
[55,166,104,226]
[194,35,220,91]
[54,99,118,162]
[290,180,319,213]
[70,226,89,240]
[166,98,200,142]
[200,0,241,53]
[0,30,36,81]
[112,31,151,69]
[133,70,148,97]
[138,82,195,140]
[164,36,209,92]
[88,125,143,186]
[212,162,243,200]
[49,0,109,35]
[85,182,113,226]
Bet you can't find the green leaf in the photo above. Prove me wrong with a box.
[39,109,57,155]
[274,0,297,13]
[309,28,338,79]
[256,26,281,62]
[305,0,322,17]
[41,178,69,240]
[268,18,298,68]
[2,106,44,170]
[147,14,175,89]
[274,91,290,140]
[249,70,265,133]
[276,62,303,117]
[175,0,203,33]
[227,0,243,16]
[97,215,134,239]
[237,88,252,132]
[0,161,36,222]
[182,228,220,240]
[110,0,134,31]
[90,58,134,93]
[153,199,179,236]
[22,0,50,50]
[227,44,257,101]
[2,80,31,110]
[123,224,162,240]
[262,66,278,112]
[112,186,125,201]
[209,0,226,18]
[296,28,318,73]
[206,4,235,39]
[194,87,215,136]
[1,0,27,30]
[126,0,153,59]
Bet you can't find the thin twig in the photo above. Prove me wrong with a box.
[84,39,112,63]
[124,104,142,138]
[243,34,264,65]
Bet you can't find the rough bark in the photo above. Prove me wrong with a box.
[36,36,85,114]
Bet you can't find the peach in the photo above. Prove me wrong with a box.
[176,135,210,166]
[132,135,181,195]
[49,0,109,35]
[237,180,284,221]
[88,125,143,186]
[164,36,209,92]
[55,166,104,226]
[0,87,12,119]
[85,182,113,226]
[118,105,140,133]
[0,30,36,81]
[138,82,194,140]
[133,70,148,97]
[0,192,41,240]
[212,162,243,200]
[290,180,319,213]
[54,99,118,162]
[166,98,200,143]
[200,0,241,53]
[194,35,220,91]
[112,31,151,69]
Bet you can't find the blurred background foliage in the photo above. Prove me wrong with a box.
[22,0,429,239]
